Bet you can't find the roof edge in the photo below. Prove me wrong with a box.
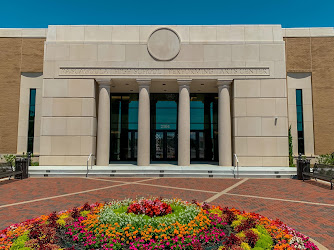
[0,28,47,38]
[283,27,334,37]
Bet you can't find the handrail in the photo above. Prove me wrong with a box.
[86,153,94,177]
[233,153,239,179]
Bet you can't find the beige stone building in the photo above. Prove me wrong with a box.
[1,25,333,168]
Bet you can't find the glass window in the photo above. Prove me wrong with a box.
[110,94,138,161]
[296,89,305,155]
[27,89,36,153]
[151,94,178,130]
[190,94,218,161]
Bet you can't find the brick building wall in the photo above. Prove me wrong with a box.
[0,38,44,154]
[285,37,334,155]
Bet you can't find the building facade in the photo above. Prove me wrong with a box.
[0,25,333,167]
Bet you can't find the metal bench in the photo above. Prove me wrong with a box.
[303,163,333,190]
[0,162,23,180]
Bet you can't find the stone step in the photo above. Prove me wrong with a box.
[29,166,296,178]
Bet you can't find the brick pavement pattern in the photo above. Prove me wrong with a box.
[0,177,333,249]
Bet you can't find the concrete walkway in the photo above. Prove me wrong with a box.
[0,177,332,248]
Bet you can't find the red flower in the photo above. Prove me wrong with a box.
[127,199,172,217]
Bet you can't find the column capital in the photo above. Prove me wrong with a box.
[177,79,191,90]
[96,79,111,90]
[136,79,151,87]
[177,79,192,85]
[217,79,232,90]
[96,78,111,85]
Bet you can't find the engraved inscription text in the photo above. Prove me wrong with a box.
[59,67,270,77]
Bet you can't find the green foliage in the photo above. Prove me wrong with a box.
[10,232,31,250]
[236,231,246,239]
[288,126,296,167]
[254,225,273,249]
[240,242,251,250]
[317,153,334,165]
[231,215,246,228]
[98,199,200,228]
[3,154,16,167]
[22,153,39,166]
[80,210,91,217]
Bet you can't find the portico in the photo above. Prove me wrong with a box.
[94,78,232,166]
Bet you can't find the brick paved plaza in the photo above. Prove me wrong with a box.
[0,177,333,249]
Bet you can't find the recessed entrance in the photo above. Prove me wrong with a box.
[109,91,219,164]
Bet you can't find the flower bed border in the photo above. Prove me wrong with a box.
[0,198,319,250]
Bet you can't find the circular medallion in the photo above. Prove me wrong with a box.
[147,28,181,61]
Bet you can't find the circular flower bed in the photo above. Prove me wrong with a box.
[0,198,318,250]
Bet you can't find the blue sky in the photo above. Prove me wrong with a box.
[1,0,333,28]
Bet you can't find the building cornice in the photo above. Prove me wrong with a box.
[0,28,47,38]
[283,27,334,38]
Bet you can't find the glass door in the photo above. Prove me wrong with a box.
[190,131,205,161]
[151,94,178,162]
[166,131,177,159]
[154,131,164,160]
[126,130,138,160]
[152,130,177,161]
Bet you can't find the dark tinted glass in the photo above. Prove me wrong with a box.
[27,89,36,153]
[190,94,218,161]
[110,94,138,161]
[151,94,178,130]
[296,89,305,155]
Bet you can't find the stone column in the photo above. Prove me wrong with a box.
[137,79,151,166]
[217,80,232,166]
[178,79,191,166]
[96,82,111,166]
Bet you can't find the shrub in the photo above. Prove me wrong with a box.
[317,153,334,165]
[289,125,296,167]
[3,154,16,167]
